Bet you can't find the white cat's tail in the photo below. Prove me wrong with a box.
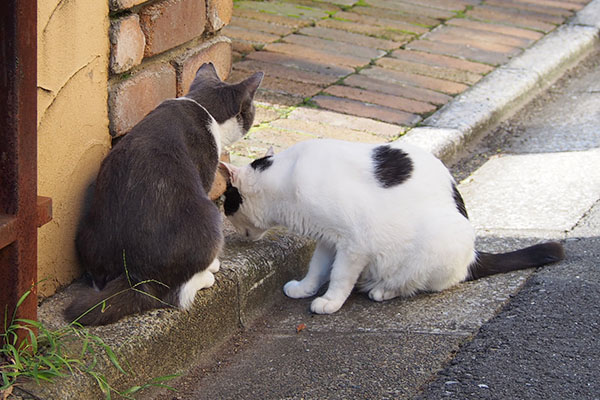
[64,275,173,326]
[468,242,565,281]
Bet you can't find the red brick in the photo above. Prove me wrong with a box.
[405,0,478,11]
[109,15,145,75]
[476,3,566,24]
[229,16,295,36]
[207,0,233,32]
[227,70,308,106]
[233,9,314,29]
[263,43,368,68]
[325,11,430,35]
[139,0,206,57]
[362,66,468,95]
[344,74,452,106]
[250,126,318,148]
[429,25,532,48]
[466,6,556,32]
[299,26,398,51]
[234,1,332,21]
[233,59,339,86]
[324,85,437,114]
[376,57,482,85]
[283,34,385,61]
[109,63,177,137]
[406,39,512,65]
[258,75,323,99]
[175,37,232,96]
[485,0,573,17]
[353,6,441,28]
[446,18,544,41]
[316,19,414,43]
[312,95,421,126]
[390,49,493,74]
[521,0,584,10]
[366,0,455,20]
[231,40,255,55]
[222,25,281,43]
[245,51,354,78]
[424,27,524,53]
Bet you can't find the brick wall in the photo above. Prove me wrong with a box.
[108,0,233,138]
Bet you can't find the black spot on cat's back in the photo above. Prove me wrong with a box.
[372,145,413,188]
[224,184,243,216]
[452,184,469,219]
[251,156,273,172]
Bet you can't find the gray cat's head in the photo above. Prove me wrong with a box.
[221,148,275,240]
[187,63,264,142]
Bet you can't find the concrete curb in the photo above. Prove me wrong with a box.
[20,2,600,398]
[20,229,313,398]
[398,0,600,163]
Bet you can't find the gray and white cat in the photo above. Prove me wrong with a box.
[222,139,564,314]
[65,63,263,325]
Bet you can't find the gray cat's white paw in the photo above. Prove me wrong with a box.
[310,296,344,314]
[283,280,316,299]
[178,270,215,309]
[208,258,220,273]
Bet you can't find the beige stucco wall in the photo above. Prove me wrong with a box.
[37,0,111,297]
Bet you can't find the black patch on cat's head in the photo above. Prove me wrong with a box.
[224,184,243,216]
[452,183,469,219]
[372,145,413,188]
[250,156,273,172]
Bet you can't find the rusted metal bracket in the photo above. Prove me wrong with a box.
[0,0,52,339]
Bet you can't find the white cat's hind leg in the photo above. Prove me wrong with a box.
[368,286,401,302]
[310,249,368,314]
[178,269,216,310]
[284,241,335,299]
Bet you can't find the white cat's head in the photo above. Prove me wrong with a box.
[221,148,275,240]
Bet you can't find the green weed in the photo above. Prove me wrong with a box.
[1,265,177,399]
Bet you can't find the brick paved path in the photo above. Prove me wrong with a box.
[224,0,590,164]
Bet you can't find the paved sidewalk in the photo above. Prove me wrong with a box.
[225,0,593,164]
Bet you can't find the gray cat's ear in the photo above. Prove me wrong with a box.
[194,62,221,82]
[265,146,274,157]
[219,161,239,183]
[240,71,264,100]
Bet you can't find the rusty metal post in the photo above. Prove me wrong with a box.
[0,0,39,335]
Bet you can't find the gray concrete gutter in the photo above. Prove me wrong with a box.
[19,2,600,398]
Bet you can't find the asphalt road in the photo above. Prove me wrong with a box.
[151,46,600,400]
[419,45,600,400]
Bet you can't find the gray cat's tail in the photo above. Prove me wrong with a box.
[64,275,174,326]
[468,242,565,281]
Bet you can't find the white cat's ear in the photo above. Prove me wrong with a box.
[219,162,239,183]
[265,146,274,157]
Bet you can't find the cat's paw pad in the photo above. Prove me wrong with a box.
[310,296,343,314]
[283,280,316,299]
[368,287,398,302]
[207,258,220,273]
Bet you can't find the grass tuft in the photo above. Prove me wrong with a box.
[1,274,177,399]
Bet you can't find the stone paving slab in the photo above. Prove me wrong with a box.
[459,149,600,232]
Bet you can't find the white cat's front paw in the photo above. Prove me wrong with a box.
[283,280,316,299]
[310,296,344,314]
